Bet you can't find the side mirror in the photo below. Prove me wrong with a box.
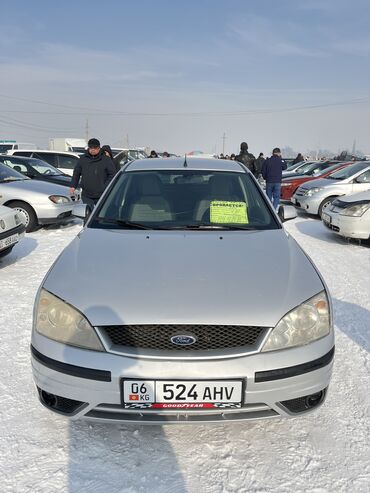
[72,204,92,222]
[278,205,297,223]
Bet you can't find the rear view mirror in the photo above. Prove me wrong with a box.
[278,205,297,223]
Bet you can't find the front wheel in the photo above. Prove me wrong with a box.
[8,201,38,232]
[318,197,336,217]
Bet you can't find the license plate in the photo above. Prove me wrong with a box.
[0,233,18,251]
[122,379,243,409]
[322,213,331,224]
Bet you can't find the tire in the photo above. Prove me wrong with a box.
[0,245,14,258]
[7,201,38,232]
[318,196,336,218]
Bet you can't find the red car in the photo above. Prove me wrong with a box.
[280,162,352,201]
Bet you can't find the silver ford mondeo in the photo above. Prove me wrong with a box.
[31,158,334,423]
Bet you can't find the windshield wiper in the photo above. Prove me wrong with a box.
[178,223,257,231]
[94,217,175,230]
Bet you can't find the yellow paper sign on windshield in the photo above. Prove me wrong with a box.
[210,201,248,224]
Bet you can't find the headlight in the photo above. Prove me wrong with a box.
[49,195,71,204]
[34,289,104,351]
[340,203,370,217]
[262,291,330,352]
[304,187,323,196]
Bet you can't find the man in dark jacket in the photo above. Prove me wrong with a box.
[261,147,287,210]
[70,138,116,208]
[235,142,255,174]
[254,152,265,178]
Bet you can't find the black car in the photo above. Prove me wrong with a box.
[0,155,73,188]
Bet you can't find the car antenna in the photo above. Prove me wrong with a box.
[183,154,188,167]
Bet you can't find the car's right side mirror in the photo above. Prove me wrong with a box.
[72,204,92,223]
[278,205,297,223]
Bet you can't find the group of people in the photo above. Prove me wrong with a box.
[70,137,290,211]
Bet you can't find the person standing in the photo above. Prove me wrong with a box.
[262,147,287,210]
[70,138,116,208]
[101,144,120,173]
[254,152,265,179]
[235,142,255,174]
[292,153,304,165]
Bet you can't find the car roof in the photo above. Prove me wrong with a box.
[10,149,80,157]
[125,157,247,172]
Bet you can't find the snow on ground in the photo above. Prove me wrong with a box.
[1,216,370,493]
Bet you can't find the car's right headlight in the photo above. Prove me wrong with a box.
[34,289,104,351]
[304,187,323,196]
[262,291,330,352]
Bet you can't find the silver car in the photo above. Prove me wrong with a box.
[0,205,26,258]
[322,190,370,241]
[0,163,78,232]
[31,158,334,423]
[291,162,370,216]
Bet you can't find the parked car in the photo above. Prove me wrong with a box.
[322,190,370,241]
[282,161,339,180]
[0,155,76,190]
[0,141,36,153]
[31,157,334,423]
[8,150,80,176]
[0,163,78,232]
[292,162,370,216]
[281,162,352,201]
[282,161,315,176]
[0,205,26,258]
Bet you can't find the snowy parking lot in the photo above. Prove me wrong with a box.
[1,215,370,493]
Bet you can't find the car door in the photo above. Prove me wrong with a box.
[351,169,370,193]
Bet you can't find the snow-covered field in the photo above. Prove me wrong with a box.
[1,216,370,493]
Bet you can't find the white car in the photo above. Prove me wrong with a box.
[0,205,26,258]
[322,190,370,241]
[7,150,80,176]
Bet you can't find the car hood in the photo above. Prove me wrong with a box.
[43,228,324,327]
[298,178,338,190]
[336,189,370,203]
[0,179,71,196]
[283,175,311,183]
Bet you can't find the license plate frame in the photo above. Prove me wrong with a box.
[322,212,331,225]
[121,378,244,409]
[0,233,18,251]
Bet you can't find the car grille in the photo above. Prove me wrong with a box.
[100,325,266,352]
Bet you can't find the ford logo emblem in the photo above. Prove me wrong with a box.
[170,334,197,346]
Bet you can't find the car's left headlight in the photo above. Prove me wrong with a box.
[262,291,330,352]
[34,289,105,351]
[49,195,71,204]
[339,203,370,217]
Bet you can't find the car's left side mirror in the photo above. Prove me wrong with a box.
[278,205,297,222]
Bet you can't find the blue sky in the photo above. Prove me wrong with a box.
[1,0,370,155]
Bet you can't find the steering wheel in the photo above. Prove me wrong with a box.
[44,169,52,175]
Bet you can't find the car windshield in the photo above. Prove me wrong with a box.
[29,159,62,175]
[316,163,347,177]
[91,170,279,230]
[326,162,370,180]
[0,162,26,182]
[286,161,311,172]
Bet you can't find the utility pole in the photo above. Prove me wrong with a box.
[352,138,356,156]
[222,132,226,155]
[126,133,130,148]
[85,118,89,142]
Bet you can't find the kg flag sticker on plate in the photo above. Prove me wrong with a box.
[210,201,248,224]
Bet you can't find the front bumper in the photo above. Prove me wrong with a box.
[36,200,80,225]
[31,332,335,424]
[0,223,26,250]
[322,209,370,240]
[291,193,323,215]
